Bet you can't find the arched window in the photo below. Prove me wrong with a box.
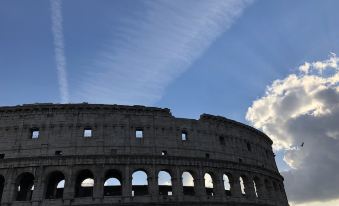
[132,170,148,196]
[182,171,195,196]
[223,174,232,196]
[0,175,4,202]
[45,171,65,199]
[239,176,246,196]
[253,178,259,198]
[15,172,34,201]
[104,170,122,196]
[204,173,214,196]
[75,170,94,197]
[158,170,172,196]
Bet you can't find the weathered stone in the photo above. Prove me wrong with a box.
[0,103,289,206]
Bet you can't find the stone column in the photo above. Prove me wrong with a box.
[93,166,104,199]
[1,169,15,204]
[195,168,206,200]
[148,167,158,201]
[213,171,225,200]
[31,167,44,206]
[245,177,256,200]
[122,166,131,200]
[254,178,264,199]
[63,167,75,203]
[171,167,183,201]
[231,174,242,198]
[264,180,273,200]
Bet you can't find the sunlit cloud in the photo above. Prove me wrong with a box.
[246,54,339,203]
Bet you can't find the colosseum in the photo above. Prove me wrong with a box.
[0,103,289,206]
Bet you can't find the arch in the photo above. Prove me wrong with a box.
[15,172,35,201]
[239,176,246,196]
[104,169,122,196]
[223,174,232,196]
[0,175,4,202]
[132,170,148,196]
[75,170,94,198]
[182,171,195,196]
[158,170,172,196]
[204,173,214,196]
[253,177,260,198]
[45,171,65,199]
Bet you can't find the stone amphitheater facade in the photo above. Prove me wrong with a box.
[0,103,289,206]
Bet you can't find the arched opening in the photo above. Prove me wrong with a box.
[253,178,259,198]
[239,176,246,196]
[253,176,263,198]
[15,172,34,201]
[132,170,148,196]
[158,170,172,196]
[75,170,94,198]
[45,171,65,199]
[223,174,232,196]
[204,173,214,196]
[0,175,4,202]
[182,171,195,196]
[104,169,122,196]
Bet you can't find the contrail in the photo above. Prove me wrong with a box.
[50,0,69,103]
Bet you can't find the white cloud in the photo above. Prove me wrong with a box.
[50,0,69,103]
[73,0,253,105]
[246,54,339,203]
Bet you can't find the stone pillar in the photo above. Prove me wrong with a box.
[254,178,264,199]
[1,169,15,204]
[231,174,242,198]
[122,166,131,199]
[245,177,256,200]
[195,169,206,200]
[148,167,158,201]
[214,171,225,200]
[171,168,183,201]
[31,167,44,205]
[264,179,273,200]
[93,166,104,199]
[63,167,75,203]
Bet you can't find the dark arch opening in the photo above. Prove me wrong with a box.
[182,171,195,196]
[239,176,246,196]
[0,175,4,202]
[45,171,65,199]
[253,176,261,198]
[158,170,172,196]
[132,170,148,196]
[15,172,34,201]
[223,174,232,196]
[204,173,214,196]
[104,169,122,196]
[75,170,94,198]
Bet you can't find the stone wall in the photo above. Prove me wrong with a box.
[0,103,289,206]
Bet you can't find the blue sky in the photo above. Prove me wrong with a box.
[1,1,339,205]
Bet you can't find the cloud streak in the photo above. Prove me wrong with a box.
[246,54,339,204]
[50,0,69,103]
[74,0,253,105]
